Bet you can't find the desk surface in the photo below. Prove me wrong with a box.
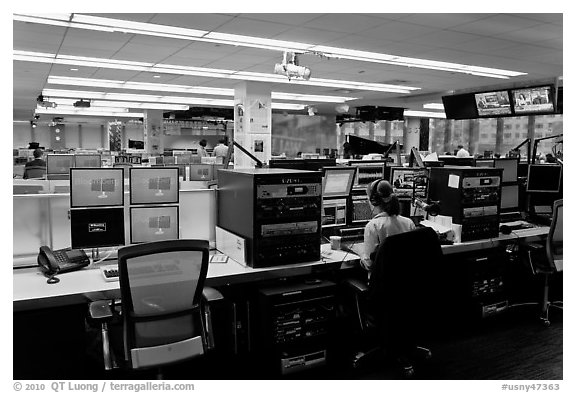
[13,244,357,311]
[14,226,548,312]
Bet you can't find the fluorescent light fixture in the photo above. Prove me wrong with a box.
[423,103,445,110]
[49,98,189,111]
[404,110,446,119]
[43,88,306,111]
[35,107,144,118]
[13,13,527,79]
[16,50,417,93]
[47,76,357,103]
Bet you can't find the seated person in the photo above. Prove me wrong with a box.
[361,179,415,274]
[23,148,46,179]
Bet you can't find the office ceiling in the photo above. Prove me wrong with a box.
[13,13,563,122]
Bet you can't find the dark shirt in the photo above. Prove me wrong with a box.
[25,159,46,168]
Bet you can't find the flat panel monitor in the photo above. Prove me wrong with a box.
[163,156,176,165]
[130,206,179,243]
[494,158,519,183]
[268,159,308,171]
[526,165,562,193]
[113,163,133,179]
[176,154,192,164]
[438,156,475,167]
[130,167,179,205]
[70,207,125,249]
[442,93,478,120]
[168,164,187,179]
[189,164,214,180]
[75,154,101,168]
[346,134,387,156]
[474,90,512,116]
[322,198,347,228]
[351,194,373,223]
[304,158,337,171]
[322,166,356,198]
[475,159,495,168]
[348,160,386,188]
[47,154,74,175]
[511,85,555,115]
[389,167,428,199]
[70,168,124,208]
[500,184,519,212]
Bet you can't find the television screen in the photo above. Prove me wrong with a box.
[526,165,562,193]
[130,167,179,205]
[75,154,101,168]
[500,184,519,211]
[494,158,519,183]
[70,207,125,249]
[348,160,386,188]
[389,168,428,199]
[322,167,356,198]
[474,91,512,116]
[511,86,555,114]
[70,168,124,208]
[130,206,179,243]
[442,93,478,119]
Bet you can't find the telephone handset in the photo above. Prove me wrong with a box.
[38,246,90,284]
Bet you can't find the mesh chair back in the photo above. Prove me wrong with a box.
[118,239,209,369]
[23,166,46,179]
[547,199,563,271]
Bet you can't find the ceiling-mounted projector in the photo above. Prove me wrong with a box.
[74,99,91,108]
[274,51,311,81]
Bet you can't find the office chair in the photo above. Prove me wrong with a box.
[345,227,443,378]
[510,199,563,326]
[88,239,223,377]
[23,166,46,179]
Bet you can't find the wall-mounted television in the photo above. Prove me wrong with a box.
[474,90,512,117]
[442,93,478,120]
[511,85,555,115]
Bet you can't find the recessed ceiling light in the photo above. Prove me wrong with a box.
[423,103,445,110]
[70,68,79,71]
[153,75,161,78]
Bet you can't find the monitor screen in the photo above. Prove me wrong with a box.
[130,206,179,243]
[321,198,347,228]
[526,165,562,193]
[389,168,428,199]
[475,159,495,168]
[494,158,518,183]
[351,195,373,223]
[130,167,179,204]
[346,135,388,156]
[74,154,102,168]
[47,154,75,175]
[189,164,213,181]
[474,90,512,116]
[70,168,124,208]
[348,161,386,188]
[500,184,519,211]
[322,167,356,198]
[163,156,176,165]
[511,86,555,114]
[442,93,478,119]
[70,207,125,249]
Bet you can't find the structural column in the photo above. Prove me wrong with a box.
[234,82,272,168]
[144,109,164,155]
[403,117,420,152]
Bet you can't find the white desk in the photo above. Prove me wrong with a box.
[13,244,357,312]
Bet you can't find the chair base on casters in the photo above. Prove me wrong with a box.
[351,345,432,379]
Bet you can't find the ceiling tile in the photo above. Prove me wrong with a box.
[504,23,563,44]
[148,13,237,31]
[270,27,347,45]
[301,14,387,34]
[112,43,186,63]
[448,14,543,36]
[357,21,437,42]
[87,13,156,22]
[238,13,322,26]
[396,13,492,29]
[215,17,292,38]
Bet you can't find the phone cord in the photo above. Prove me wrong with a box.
[45,273,60,284]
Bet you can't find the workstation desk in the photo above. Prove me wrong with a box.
[13,225,549,312]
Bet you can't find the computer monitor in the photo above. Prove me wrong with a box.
[70,168,124,208]
[115,155,129,164]
[163,156,176,165]
[347,160,386,188]
[130,167,179,205]
[389,167,428,199]
[322,198,348,228]
[70,207,125,249]
[74,154,102,168]
[322,166,357,198]
[128,155,142,165]
[438,156,475,166]
[47,154,75,177]
[526,165,562,193]
[113,163,133,179]
[494,158,519,183]
[130,206,179,243]
[475,159,495,168]
[268,159,308,171]
[500,184,520,212]
[351,194,373,223]
[188,164,213,181]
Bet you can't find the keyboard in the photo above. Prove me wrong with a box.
[100,266,119,282]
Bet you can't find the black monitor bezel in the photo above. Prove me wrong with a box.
[46,153,75,175]
[322,166,357,198]
[129,205,180,244]
[69,167,125,208]
[500,183,520,213]
[526,164,562,193]
[474,90,513,118]
[389,167,429,199]
[494,157,519,183]
[70,207,126,249]
[510,84,556,115]
[129,167,180,205]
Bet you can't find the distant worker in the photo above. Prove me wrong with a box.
[545,153,556,163]
[197,139,208,157]
[362,180,416,275]
[213,137,229,158]
[25,148,46,168]
[343,142,352,159]
[456,144,470,158]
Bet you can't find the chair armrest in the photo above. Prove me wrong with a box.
[345,278,369,294]
[88,300,114,321]
[203,286,224,302]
